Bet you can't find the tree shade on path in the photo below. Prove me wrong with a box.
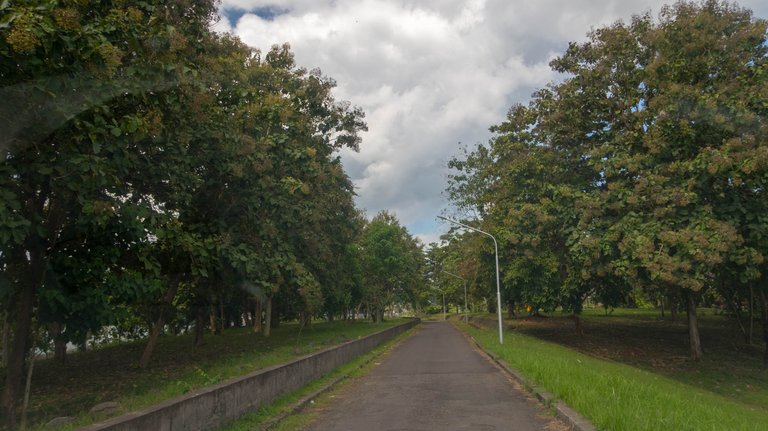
[305,321,562,430]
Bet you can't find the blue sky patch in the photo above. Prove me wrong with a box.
[223,5,289,25]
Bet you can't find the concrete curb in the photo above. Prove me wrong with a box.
[78,319,420,431]
[260,325,418,430]
[260,373,345,430]
[461,321,597,431]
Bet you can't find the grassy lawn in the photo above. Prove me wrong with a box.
[505,307,768,411]
[460,309,768,431]
[218,324,419,431]
[17,319,408,430]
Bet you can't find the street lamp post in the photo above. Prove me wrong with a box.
[438,216,503,344]
[441,270,468,324]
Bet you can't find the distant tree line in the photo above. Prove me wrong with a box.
[0,0,424,426]
[445,0,768,364]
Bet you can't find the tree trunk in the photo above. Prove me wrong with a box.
[726,291,750,343]
[571,314,583,335]
[270,299,280,329]
[748,285,754,345]
[1,313,10,368]
[670,292,679,323]
[193,306,205,351]
[1,248,44,428]
[139,316,165,369]
[209,300,220,335]
[253,299,262,334]
[219,299,225,332]
[660,294,665,318]
[139,279,180,368]
[48,321,67,364]
[506,301,515,319]
[687,292,703,361]
[20,350,36,430]
[264,297,272,337]
[760,289,767,368]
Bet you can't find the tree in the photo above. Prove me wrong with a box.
[0,0,219,423]
[447,0,768,360]
[557,0,767,359]
[358,212,424,322]
[0,1,370,422]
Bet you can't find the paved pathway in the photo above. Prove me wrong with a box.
[305,321,564,431]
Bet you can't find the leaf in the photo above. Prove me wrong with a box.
[111,127,122,137]
[0,10,17,29]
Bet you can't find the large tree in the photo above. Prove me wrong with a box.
[0,1,368,424]
[447,0,768,360]
[358,211,424,322]
[0,0,220,422]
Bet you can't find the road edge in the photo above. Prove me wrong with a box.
[454,321,597,431]
[260,323,422,430]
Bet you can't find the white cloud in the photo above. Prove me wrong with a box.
[218,0,768,240]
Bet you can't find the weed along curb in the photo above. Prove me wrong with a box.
[463,320,596,431]
[257,325,413,430]
[77,319,420,431]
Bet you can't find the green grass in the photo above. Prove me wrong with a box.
[218,325,419,431]
[23,319,408,430]
[459,321,768,431]
[507,307,768,411]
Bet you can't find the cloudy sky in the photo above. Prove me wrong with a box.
[213,0,768,245]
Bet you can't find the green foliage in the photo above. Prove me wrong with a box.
[446,0,768,357]
[357,211,424,321]
[0,0,369,422]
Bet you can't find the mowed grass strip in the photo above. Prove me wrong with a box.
[460,322,768,431]
[25,319,408,430]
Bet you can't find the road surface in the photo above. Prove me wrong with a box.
[305,320,564,431]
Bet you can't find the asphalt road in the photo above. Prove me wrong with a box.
[305,320,564,431]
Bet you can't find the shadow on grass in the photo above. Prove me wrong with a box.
[496,309,767,412]
[14,319,405,428]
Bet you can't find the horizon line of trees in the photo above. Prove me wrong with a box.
[445,0,768,365]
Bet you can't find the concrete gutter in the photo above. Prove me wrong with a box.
[259,325,411,430]
[78,319,420,431]
[463,318,597,431]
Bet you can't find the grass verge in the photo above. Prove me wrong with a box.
[23,319,409,430]
[459,321,768,431]
[218,324,419,431]
[484,307,768,411]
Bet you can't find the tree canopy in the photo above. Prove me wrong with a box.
[447,0,768,361]
[0,0,393,425]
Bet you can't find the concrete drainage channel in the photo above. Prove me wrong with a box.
[258,328,409,431]
[463,318,596,431]
[78,319,420,431]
